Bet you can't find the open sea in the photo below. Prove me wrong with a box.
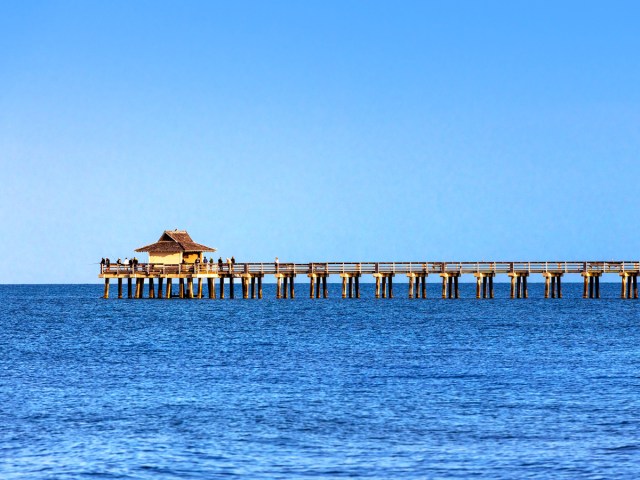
[1,283,640,479]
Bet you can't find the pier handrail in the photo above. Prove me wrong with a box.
[100,260,640,276]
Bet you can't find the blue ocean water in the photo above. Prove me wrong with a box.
[1,283,640,479]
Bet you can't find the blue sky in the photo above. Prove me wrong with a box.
[1,1,639,283]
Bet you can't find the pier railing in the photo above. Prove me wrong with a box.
[100,261,640,276]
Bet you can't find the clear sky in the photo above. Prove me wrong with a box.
[1,1,639,283]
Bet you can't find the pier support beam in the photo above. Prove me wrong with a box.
[103,278,109,299]
[219,277,225,299]
[542,273,563,299]
[407,273,428,298]
[117,278,123,299]
[127,278,132,299]
[582,272,602,299]
[179,278,184,299]
[149,278,155,299]
[439,273,460,299]
[197,278,203,299]
[229,277,235,299]
[620,273,639,299]
[207,277,216,299]
[474,273,495,299]
[373,273,394,299]
[508,273,528,299]
[166,278,172,298]
[157,277,164,299]
[340,274,360,299]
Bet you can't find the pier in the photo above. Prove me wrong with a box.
[99,231,640,300]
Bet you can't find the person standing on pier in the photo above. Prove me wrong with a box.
[218,257,223,272]
[275,256,279,273]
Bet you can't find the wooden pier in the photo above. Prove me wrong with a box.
[100,260,640,300]
[99,231,639,300]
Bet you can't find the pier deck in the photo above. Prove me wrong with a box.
[99,261,640,300]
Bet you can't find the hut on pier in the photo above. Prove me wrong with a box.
[135,230,216,264]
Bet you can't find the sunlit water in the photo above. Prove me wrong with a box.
[1,283,639,479]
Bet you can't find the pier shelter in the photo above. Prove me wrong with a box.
[135,230,216,264]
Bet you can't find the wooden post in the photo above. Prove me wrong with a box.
[187,278,194,299]
[454,275,459,299]
[557,276,562,299]
[315,275,321,298]
[476,277,481,299]
[348,276,354,299]
[544,276,550,299]
[103,278,110,299]
[310,276,315,299]
[584,276,590,299]
[388,276,394,298]
[355,275,360,298]
[179,278,184,299]
[634,275,638,299]
[409,275,415,299]
[382,277,387,298]
[422,276,427,299]
[290,276,295,299]
[283,277,288,299]
[276,276,282,299]
[510,275,516,299]
[551,276,556,299]
[376,276,381,298]
[523,276,528,299]
[323,276,328,298]
[197,278,203,299]
[489,276,494,299]
[117,278,123,299]
[229,277,235,299]
[258,276,263,299]
[220,277,225,299]
[595,276,600,299]
[127,278,132,299]
[441,277,447,299]
[483,276,488,299]
[251,277,256,299]
[166,278,172,298]
[158,277,164,299]
[627,275,633,299]
[207,278,214,299]
[136,279,143,299]
[342,277,347,298]
[149,278,155,299]
[516,276,522,299]
[448,277,453,299]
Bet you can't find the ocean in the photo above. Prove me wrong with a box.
[1,283,639,479]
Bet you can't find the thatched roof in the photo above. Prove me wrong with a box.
[135,230,216,254]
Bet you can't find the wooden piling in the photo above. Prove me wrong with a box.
[489,275,494,299]
[219,277,225,299]
[276,276,282,299]
[166,278,172,298]
[448,277,453,299]
[258,276,263,299]
[516,276,521,299]
[551,276,556,299]
[409,275,415,299]
[441,277,447,299]
[157,277,164,299]
[251,276,256,299]
[283,277,288,299]
[149,278,155,299]
[557,276,562,298]
[544,276,550,298]
[197,278,203,299]
[634,275,638,299]
[482,276,488,299]
[229,277,235,299]
[376,276,381,298]
[349,276,354,299]
[323,276,328,298]
[422,275,427,299]
[291,276,296,299]
[315,275,321,298]
[187,278,194,299]
[595,276,600,299]
[179,278,185,299]
[382,277,387,299]
[510,276,516,299]
[523,276,528,299]
[454,275,459,299]
[128,278,132,299]
[342,276,347,299]
[136,279,143,299]
[207,278,214,299]
[388,276,394,298]
[355,275,360,298]
[117,278,123,299]
[103,278,109,299]
[476,277,481,299]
